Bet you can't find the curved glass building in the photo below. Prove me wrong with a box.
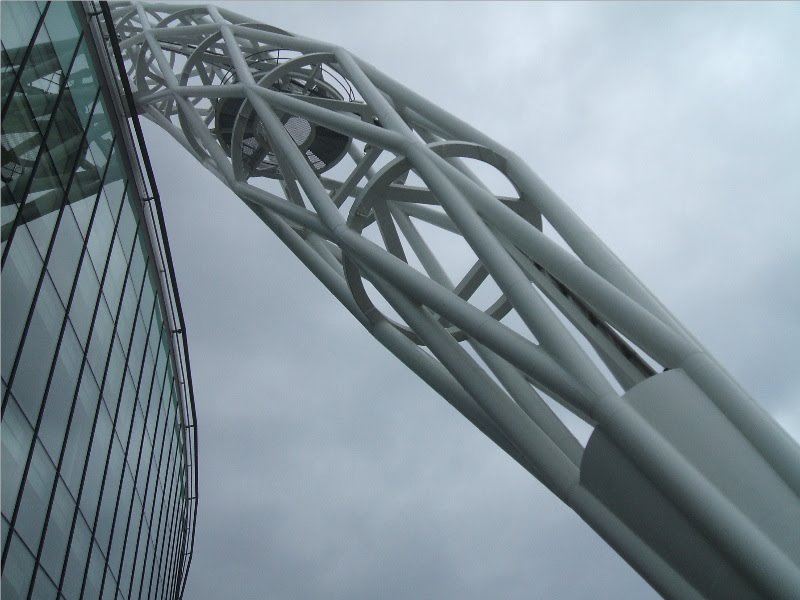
[1,2,197,599]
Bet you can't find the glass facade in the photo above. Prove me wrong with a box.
[2,3,196,599]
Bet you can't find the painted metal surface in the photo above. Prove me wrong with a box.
[106,3,800,597]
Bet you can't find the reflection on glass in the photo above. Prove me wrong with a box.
[1,3,192,598]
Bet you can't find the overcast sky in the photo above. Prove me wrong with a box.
[139,2,800,598]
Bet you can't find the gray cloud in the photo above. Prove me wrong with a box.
[141,2,799,598]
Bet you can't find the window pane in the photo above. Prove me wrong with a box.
[1,398,33,515]
[68,162,101,240]
[40,479,75,583]
[61,370,99,497]
[41,2,80,74]
[79,403,111,524]
[17,16,67,136]
[15,440,56,550]
[103,238,127,315]
[87,300,113,384]
[62,513,91,600]
[120,496,143,598]
[116,194,138,262]
[108,470,134,577]
[2,89,44,212]
[22,153,63,258]
[65,41,98,129]
[46,198,83,302]
[68,253,100,346]
[1,532,36,600]
[1,225,42,380]
[38,325,82,459]
[43,78,85,188]
[85,95,112,175]
[83,543,105,600]
[116,275,138,349]
[0,2,43,72]
[95,439,123,551]
[29,567,57,600]
[103,340,126,416]
[12,274,64,424]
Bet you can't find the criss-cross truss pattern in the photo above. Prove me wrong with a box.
[105,3,800,598]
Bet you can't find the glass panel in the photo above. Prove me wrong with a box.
[2,89,44,215]
[83,543,105,600]
[15,440,56,550]
[41,2,80,74]
[1,532,36,600]
[115,375,136,451]
[23,153,64,258]
[146,336,166,430]
[17,16,67,136]
[120,496,143,598]
[46,197,83,302]
[101,568,118,600]
[85,95,112,176]
[43,77,85,189]
[79,404,112,524]
[129,520,148,600]
[103,238,127,316]
[65,41,98,129]
[116,276,138,354]
[67,182,98,244]
[116,194,138,262]
[61,370,99,497]
[0,2,43,76]
[95,439,123,551]
[103,340,126,416]
[101,138,124,198]
[87,300,113,384]
[1,515,8,564]
[29,567,58,600]
[1,225,42,381]
[1,41,18,103]
[140,342,155,398]
[140,544,155,600]
[61,513,91,600]
[128,231,148,292]
[108,471,133,578]
[38,325,82,460]
[1,397,33,515]
[129,405,146,475]
[68,103,107,240]
[12,274,64,424]
[68,253,100,346]
[86,188,115,276]
[136,432,153,501]
[40,479,75,584]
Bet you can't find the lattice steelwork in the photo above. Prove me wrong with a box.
[107,3,800,598]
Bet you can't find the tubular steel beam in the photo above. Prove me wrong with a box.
[107,3,800,598]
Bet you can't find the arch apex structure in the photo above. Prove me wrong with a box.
[105,3,800,597]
